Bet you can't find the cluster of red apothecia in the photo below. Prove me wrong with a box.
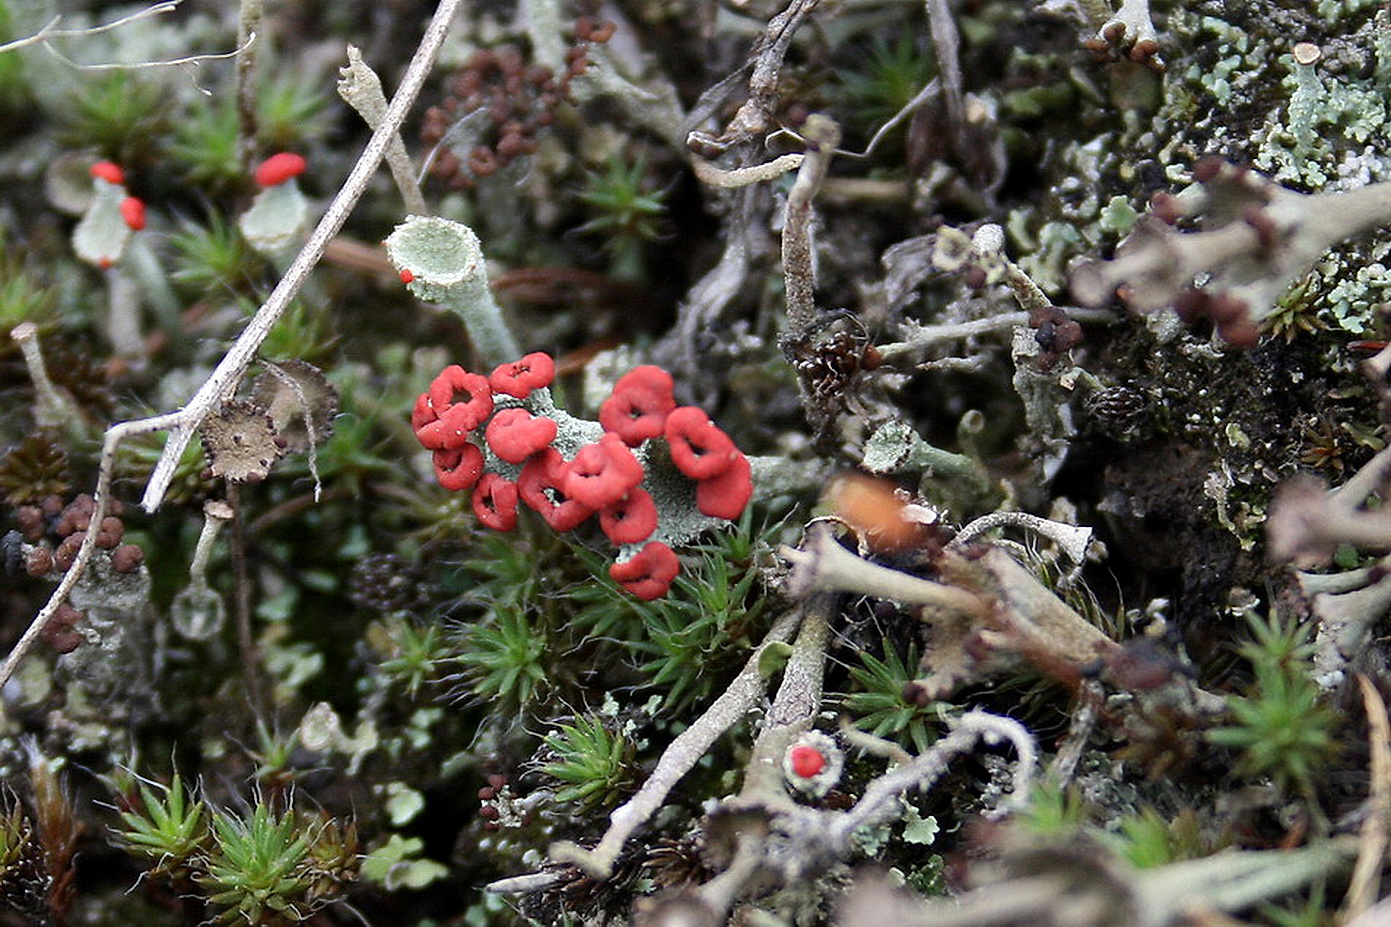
[14,494,145,654]
[420,17,616,189]
[411,353,753,599]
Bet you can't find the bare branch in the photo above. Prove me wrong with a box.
[0,2,179,56]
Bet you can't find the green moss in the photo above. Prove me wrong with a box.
[1207,612,1339,806]
[538,713,638,809]
[59,71,170,167]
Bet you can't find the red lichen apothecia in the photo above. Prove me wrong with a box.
[411,353,753,598]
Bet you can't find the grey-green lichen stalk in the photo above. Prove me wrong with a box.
[386,215,520,368]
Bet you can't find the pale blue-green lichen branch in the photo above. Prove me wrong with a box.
[385,216,520,368]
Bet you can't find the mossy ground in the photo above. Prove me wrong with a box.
[0,0,1389,924]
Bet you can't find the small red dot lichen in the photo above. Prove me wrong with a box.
[254,152,307,187]
[119,196,146,231]
[90,161,125,186]
[600,488,658,545]
[489,352,555,398]
[485,408,558,464]
[433,443,484,491]
[518,447,594,532]
[788,744,825,779]
[564,433,645,509]
[696,452,752,520]
[665,406,737,480]
[473,472,519,531]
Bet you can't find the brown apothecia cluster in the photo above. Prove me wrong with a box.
[477,774,525,832]
[421,17,615,188]
[13,494,145,654]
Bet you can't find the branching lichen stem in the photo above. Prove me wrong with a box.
[781,114,841,337]
[780,523,987,620]
[949,510,1094,565]
[188,500,233,587]
[692,0,820,149]
[236,0,262,175]
[691,152,804,189]
[740,597,831,803]
[877,308,1115,362]
[826,710,1036,847]
[338,46,428,217]
[227,485,265,716]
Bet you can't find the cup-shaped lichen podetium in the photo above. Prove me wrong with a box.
[239,180,309,262]
[385,216,519,367]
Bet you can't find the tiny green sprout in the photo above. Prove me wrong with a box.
[249,721,298,788]
[170,213,263,296]
[201,803,313,925]
[115,772,207,873]
[576,156,668,279]
[539,714,636,809]
[0,1,29,118]
[0,800,32,872]
[843,638,938,755]
[1018,779,1087,837]
[255,73,332,150]
[630,538,765,711]
[0,237,55,328]
[0,432,70,505]
[454,530,548,609]
[0,271,51,330]
[1101,806,1208,870]
[577,156,667,242]
[59,71,169,166]
[570,515,772,709]
[1259,881,1328,927]
[1263,273,1324,342]
[0,798,44,920]
[379,618,446,698]
[1240,609,1318,672]
[298,814,359,905]
[449,603,549,710]
[1207,612,1338,805]
[836,33,935,130]
[257,299,338,364]
[169,100,242,192]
